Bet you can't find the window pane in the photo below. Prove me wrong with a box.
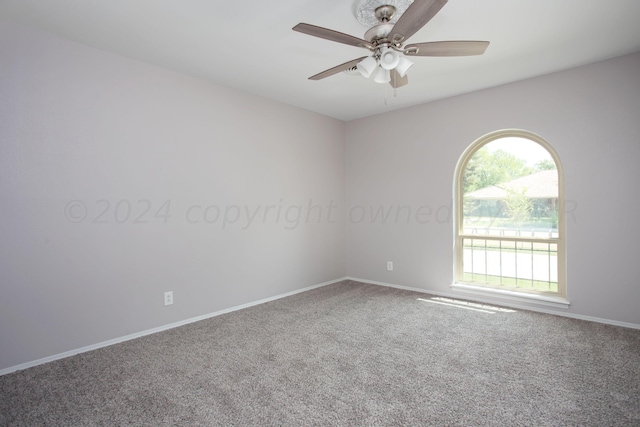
[462,237,558,293]
[462,137,558,238]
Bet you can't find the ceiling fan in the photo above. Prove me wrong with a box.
[292,0,489,88]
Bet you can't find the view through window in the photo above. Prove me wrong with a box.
[456,132,564,296]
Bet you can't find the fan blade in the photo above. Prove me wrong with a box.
[405,41,490,56]
[293,23,374,50]
[390,69,409,88]
[308,57,368,80]
[390,0,448,44]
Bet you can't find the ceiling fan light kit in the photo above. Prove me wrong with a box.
[292,0,490,89]
[356,56,378,78]
[373,66,391,84]
[379,47,400,70]
[355,45,413,84]
[395,56,413,77]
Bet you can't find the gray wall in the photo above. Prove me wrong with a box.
[0,22,346,371]
[345,52,640,325]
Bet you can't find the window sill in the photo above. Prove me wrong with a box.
[451,283,570,309]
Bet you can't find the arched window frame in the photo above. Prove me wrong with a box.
[453,129,568,304]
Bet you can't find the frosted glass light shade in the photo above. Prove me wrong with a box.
[379,47,400,70]
[356,56,378,78]
[373,66,391,84]
[395,56,414,77]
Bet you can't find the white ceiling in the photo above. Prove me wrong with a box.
[2,0,640,121]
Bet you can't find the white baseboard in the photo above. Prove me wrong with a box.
[0,277,347,377]
[346,276,640,330]
[5,276,635,376]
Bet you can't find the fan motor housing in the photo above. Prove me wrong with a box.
[364,22,394,43]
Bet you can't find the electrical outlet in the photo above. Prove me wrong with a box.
[387,261,393,271]
[164,291,173,306]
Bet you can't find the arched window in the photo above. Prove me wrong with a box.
[454,130,566,300]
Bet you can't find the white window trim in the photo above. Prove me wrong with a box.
[451,283,570,309]
[453,129,568,304]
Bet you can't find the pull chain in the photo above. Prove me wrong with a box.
[382,85,399,105]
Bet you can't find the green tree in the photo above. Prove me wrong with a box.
[535,159,557,171]
[463,147,533,193]
[504,186,533,230]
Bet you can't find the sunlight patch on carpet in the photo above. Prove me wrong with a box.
[417,297,517,314]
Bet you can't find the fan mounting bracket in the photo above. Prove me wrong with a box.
[354,0,414,27]
[374,5,396,22]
